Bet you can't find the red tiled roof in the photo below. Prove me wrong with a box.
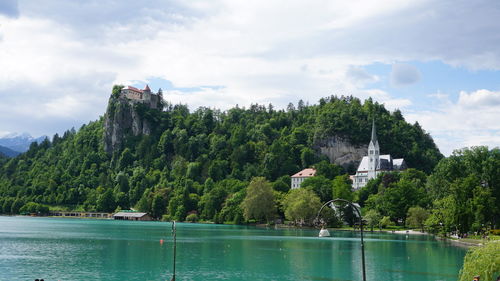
[126,86,143,93]
[291,168,316,178]
[143,84,151,91]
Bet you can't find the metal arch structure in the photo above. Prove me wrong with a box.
[315,199,366,281]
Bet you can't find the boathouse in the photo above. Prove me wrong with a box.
[113,212,152,221]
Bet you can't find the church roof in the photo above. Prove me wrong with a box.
[291,168,316,178]
[356,155,393,172]
[393,158,406,170]
[143,84,151,91]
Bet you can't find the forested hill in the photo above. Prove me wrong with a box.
[0,87,442,218]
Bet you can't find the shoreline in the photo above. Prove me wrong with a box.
[2,216,491,248]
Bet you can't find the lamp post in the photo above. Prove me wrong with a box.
[171,221,177,281]
[315,199,366,281]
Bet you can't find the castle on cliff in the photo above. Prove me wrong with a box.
[351,120,407,190]
[120,85,162,109]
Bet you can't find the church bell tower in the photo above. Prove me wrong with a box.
[367,119,380,178]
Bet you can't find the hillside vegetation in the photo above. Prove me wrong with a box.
[0,88,443,223]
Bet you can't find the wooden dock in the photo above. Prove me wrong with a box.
[49,211,112,218]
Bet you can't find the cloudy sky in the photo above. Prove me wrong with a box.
[1,0,499,155]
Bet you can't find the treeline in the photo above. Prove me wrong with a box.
[0,89,443,223]
[359,147,500,233]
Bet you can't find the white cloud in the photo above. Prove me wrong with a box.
[458,89,500,108]
[406,89,500,156]
[0,131,11,138]
[346,66,379,87]
[390,63,421,86]
[1,0,500,151]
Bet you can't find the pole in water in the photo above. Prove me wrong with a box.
[170,221,176,281]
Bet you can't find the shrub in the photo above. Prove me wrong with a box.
[458,242,500,281]
[186,213,198,223]
[19,202,49,215]
[380,216,395,228]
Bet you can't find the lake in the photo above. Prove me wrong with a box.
[0,216,466,281]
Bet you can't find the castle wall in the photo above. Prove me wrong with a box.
[122,89,143,100]
[120,87,160,109]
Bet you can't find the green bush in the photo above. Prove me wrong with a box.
[19,202,49,215]
[186,213,198,222]
[458,242,500,281]
[380,216,395,228]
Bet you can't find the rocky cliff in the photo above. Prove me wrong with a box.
[315,136,366,169]
[103,95,152,154]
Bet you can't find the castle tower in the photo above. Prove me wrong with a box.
[143,84,152,102]
[367,119,380,179]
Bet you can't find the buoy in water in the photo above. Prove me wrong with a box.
[160,239,164,245]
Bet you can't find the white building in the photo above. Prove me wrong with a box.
[291,168,316,189]
[352,120,406,190]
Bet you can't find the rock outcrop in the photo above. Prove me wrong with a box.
[314,136,367,169]
[103,96,152,154]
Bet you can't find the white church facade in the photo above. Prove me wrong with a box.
[352,120,407,190]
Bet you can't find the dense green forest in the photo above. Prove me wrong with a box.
[4,87,496,233]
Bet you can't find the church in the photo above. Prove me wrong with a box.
[351,120,407,190]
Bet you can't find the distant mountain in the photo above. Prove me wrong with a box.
[0,145,20,158]
[0,133,47,153]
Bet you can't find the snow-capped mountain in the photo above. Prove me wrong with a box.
[0,132,48,153]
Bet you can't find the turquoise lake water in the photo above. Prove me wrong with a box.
[0,216,467,281]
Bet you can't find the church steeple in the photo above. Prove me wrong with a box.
[368,118,380,174]
[370,119,378,145]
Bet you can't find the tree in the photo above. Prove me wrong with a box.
[198,185,227,220]
[406,206,429,232]
[151,194,167,219]
[300,147,318,168]
[332,175,353,201]
[379,216,395,228]
[368,176,426,225]
[241,177,276,223]
[364,209,382,232]
[96,188,116,212]
[219,189,246,224]
[272,177,290,193]
[458,242,500,281]
[11,198,24,214]
[301,176,332,202]
[118,148,134,170]
[283,188,321,225]
[314,160,342,180]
